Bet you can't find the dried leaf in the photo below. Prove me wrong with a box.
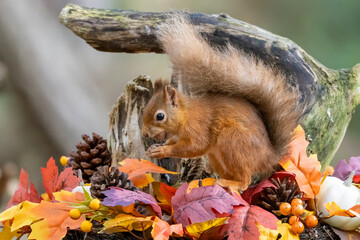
[41,157,81,200]
[6,169,41,208]
[242,178,276,205]
[279,125,321,198]
[186,217,228,238]
[118,159,178,188]
[275,221,299,240]
[102,213,153,233]
[172,183,241,226]
[348,204,360,218]
[332,227,360,240]
[151,217,183,240]
[102,187,162,217]
[333,157,360,181]
[256,221,281,240]
[27,201,85,240]
[220,193,278,240]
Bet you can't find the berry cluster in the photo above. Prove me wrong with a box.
[69,199,102,233]
[279,198,318,234]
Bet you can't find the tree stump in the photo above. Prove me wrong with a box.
[59,4,360,176]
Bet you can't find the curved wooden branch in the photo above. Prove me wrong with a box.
[60,4,360,169]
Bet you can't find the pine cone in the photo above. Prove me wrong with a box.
[90,166,136,200]
[67,133,112,183]
[256,176,304,218]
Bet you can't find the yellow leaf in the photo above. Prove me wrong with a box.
[11,201,40,231]
[276,221,299,240]
[256,222,280,240]
[0,204,22,222]
[257,221,299,240]
[325,202,353,217]
[53,190,84,202]
[0,221,20,240]
[28,220,51,240]
[102,213,153,233]
[186,217,228,238]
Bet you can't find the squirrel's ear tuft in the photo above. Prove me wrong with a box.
[154,79,164,93]
[164,85,178,107]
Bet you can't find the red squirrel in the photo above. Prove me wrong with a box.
[141,14,302,190]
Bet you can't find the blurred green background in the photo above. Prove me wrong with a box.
[0,0,359,207]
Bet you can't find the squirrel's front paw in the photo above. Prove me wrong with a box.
[147,145,169,159]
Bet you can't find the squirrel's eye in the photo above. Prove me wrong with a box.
[154,110,166,122]
[156,113,165,121]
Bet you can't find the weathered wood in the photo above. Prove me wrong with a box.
[60,4,360,170]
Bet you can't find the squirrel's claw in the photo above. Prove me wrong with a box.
[147,144,169,159]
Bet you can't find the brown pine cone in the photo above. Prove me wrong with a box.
[67,133,111,183]
[90,166,136,200]
[256,176,304,219]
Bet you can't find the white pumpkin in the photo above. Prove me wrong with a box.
[316,171,360,231]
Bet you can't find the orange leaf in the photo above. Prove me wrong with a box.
[41,157,81,200]
[27,201,85,240]
[152,182,177,206]
[151,217,183,240]
[279,126,321,198]
[347,204,360,218]
[325,202,353,218]
[118,159,178,188]
[53,190,85,203]
[187,178,215,193]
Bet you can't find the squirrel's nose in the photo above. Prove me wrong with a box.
[143,133,149,138]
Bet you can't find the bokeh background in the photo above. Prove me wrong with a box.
[0,0,359,208]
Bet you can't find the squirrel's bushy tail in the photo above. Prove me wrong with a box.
[157,13,302,158]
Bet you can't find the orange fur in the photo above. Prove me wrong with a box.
[141,14,302,190]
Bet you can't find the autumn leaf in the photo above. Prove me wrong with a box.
[186,217,228,238]
[0,201,40,232]
[27,201,85,240]
[102,213,153,233]
[333,156,360,181]
[102,187,162,217]
[242,177,276,205]
[152,182,177,213]
[348,204,360,217]
[118,159,178,188]
[172,183,241,226]
[0,221,21,240]
[332,228,360,240]
[187,178,215,193]
[53,190,85,203]
[6,169,41,208]
[279,125,321,198]
[41,157,81,200]
[257,221,300,240]
[151,217,183,240]
[325,202,353,217]
[220,193,278,240]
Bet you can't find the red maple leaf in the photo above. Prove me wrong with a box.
[220,193,278,240]
[172,183,241,226]
[6,169,41,208]
[41,157,80,200]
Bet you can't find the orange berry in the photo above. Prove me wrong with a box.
[279,202,292,215]
[291,221,304,234]
[289,215,299,225]
[81,220,93,232]
[292,204,304,216]
[60,156,69,166]
[291,198,303,208]
[305,215,318,228]
[89,199,101,210]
